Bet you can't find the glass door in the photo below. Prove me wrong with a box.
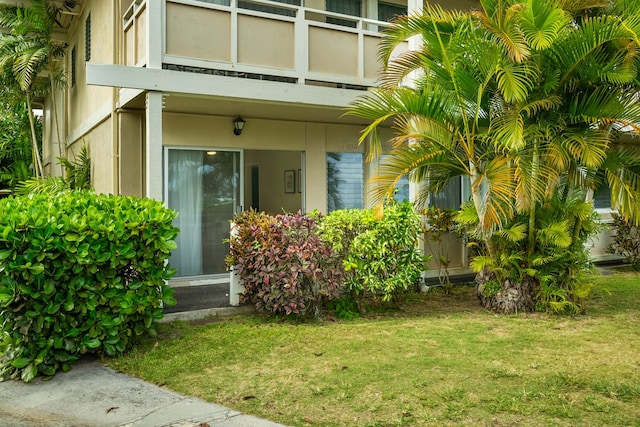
[167,148,242,277]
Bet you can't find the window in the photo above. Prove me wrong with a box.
[195,0,230,5]
[327,152,364,212]
[71,47,76,87]
[429,177,470,210]
[593,185,612,209]
[239,0,299,17]
[378,2,406,22]
[326,0,361,28]
[85,14,91,62]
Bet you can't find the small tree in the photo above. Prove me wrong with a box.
[0,0,67,178]
[0,93,37,190]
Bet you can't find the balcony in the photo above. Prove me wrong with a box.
[123,0,408,89]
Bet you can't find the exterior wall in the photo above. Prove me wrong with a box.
[119,111,144,197]
[67,1,115,133]
[163,112,365,215]
[244,150,302,214]
[73,118,115,194]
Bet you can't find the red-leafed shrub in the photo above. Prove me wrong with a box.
[226,211,343,317]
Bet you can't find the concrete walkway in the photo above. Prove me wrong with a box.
[0,357,287,427]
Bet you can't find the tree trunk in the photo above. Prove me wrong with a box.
[25,92,43,178]
[50,79,65,162]
[475,269,538,314]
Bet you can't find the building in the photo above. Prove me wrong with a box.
[36,0,616,308]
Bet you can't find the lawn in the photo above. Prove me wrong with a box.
[107,272,640,427]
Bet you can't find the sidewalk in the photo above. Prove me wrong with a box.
[0,357,287,427]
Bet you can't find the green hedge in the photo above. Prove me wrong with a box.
[317,201,427,309]
[0,191,178,382]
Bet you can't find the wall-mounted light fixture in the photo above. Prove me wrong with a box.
[233,116,245,136]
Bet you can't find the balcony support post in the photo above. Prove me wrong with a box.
[145,91,163,201]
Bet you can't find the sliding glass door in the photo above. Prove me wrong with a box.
[167,148,242,277]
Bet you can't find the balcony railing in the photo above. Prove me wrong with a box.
[123,0,408,88]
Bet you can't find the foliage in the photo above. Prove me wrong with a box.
[329,296,361,321]
[422,207,457,291]
[462,193,601,313]
[0,192,178,382]
[226,211,343,318]
[15,142,92,195]
[0,0,67,178]
[58,142,91,190]
[318,201,426,310]
[608,212,640,270]
[0,96,36,190]
[348,0,640,312]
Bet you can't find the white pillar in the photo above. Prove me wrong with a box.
[145,92,163,201]
[229,222,243,306]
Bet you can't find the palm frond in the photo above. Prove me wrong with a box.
[536,220,572,247]
[518,0,571,50]
[494,222,527,242]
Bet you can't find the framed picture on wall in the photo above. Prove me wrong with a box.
[284,169,295,193]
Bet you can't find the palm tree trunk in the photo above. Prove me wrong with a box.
[50,79,65,162]
[470,165,496,258]
[25,92,43,178]
[527,145,540,256]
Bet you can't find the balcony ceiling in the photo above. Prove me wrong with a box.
[124,91,374,126]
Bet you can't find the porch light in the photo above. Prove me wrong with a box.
[233,116,245,136]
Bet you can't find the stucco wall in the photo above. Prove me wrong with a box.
[244,150,302,214]
[67,0,114,136]
[71,118,114,194]
[162,113,365,214]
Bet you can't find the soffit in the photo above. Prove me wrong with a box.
[122,91,374,126]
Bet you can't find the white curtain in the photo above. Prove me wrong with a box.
[168,150,203,276]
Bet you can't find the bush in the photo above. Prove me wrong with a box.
[0,192,178,382]
[318,201,426,310]
[608,212,640,270]
[227,211,342,317]
[462,193,601,314]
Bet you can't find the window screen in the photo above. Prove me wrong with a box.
[378,2,406,22]
[593,185,612,209]
[326,0,361,28]
[327,152,364,212]
[429,177,464,210]
[71,47,76,87]
[239,0,299,17]
[85,14,91,62]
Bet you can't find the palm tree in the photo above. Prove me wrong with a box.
[0,0,66,178]
[349,0,640,312]
[0,87,35,190]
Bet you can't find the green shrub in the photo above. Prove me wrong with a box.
[0,191,178,382]
[462,193,601,314]
[227,211,342,318]
[318,201,426,310]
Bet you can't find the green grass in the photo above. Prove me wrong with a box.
[107,273,640,426]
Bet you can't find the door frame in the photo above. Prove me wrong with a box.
[164,146,244,280]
